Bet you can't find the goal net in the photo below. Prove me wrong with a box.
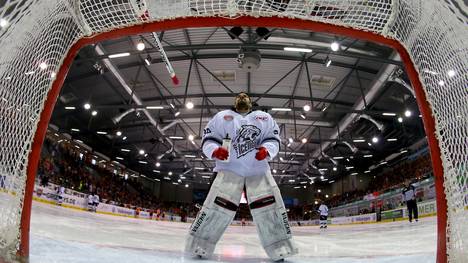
[0,0,466,262]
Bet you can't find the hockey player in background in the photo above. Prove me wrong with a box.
[318,202,329,229]
[186,92,298,261]
[87,193,94,212]
[92,193,100,212]
[56,185,65,206]
[402,180,418,222]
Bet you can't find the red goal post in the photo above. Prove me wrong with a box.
[0,1,466,262]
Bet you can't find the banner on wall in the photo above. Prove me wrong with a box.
[33,184,182,221]
[331,213,377,225]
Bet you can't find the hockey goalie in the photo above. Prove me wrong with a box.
[185,92,298,261]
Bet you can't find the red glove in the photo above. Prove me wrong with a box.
[255,147,269,161]
[212,147,229,160]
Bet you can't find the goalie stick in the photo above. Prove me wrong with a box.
[132,0,180,86]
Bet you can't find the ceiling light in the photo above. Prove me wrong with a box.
[325,194,329,198]
[174,111,181,117]
[122,136,127,141]
[330,41,340,51]
[300,114,306,119]
[272,169,277,173]
[325,58,332,67]
[364,170,370,173]
[382,112,396,116]
[121,148,130,152]
[138,161,148,164]
[271,108,291,111]
[320,175,324,180]
[0,19,9,28]
[146,106,164,109]
[144,57,151,66]
[139,149,145,155]
[153,170,160,173]
[333,167,337,171]
[345,166,354,170]
[71,128,80,132]
[108,52,130,58]
[185,184,189,188]
[317,189,321,193]
[351,172,358,175]
[116,157,124,160]
[188,135,194,141]
[353,139,366,142]
[288,179,295,182]
[318,168,328,171]
[333,156,344,160]
[368,142,372,146]
[301,138,307,144]
[155,162,161,167]
[116,131,122,136]
[363,154,373,158]
[39,62,48,70]
[186,101,194,109]
[83,103,91,110]
[282,170,286,173]
[380,161,387,165]
[280,157,284,162]
[136,41,145,51]
[288,138,294,143]
[314,200,318,204]
[404,110,412,117]
[400,149,408,153]
[447,70,455,77]
[372,137,379,143]
[168,171,173,176]
[65,106,76,110]
[169,136,184,140]
[438,80,445,86]
[398,117,403,123]
[25,71,35,75]
[303,105,311,111]
[284,47,312,53]
[184,154,196,158]
[387,138,398,142]
[91,110,97,116]
[164,177,170,180]
[96,131,107,135]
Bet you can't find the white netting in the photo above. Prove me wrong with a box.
[0,0,466,261]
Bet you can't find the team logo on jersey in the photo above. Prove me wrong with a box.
[224,115,233,121]
[233,125,261,158]
[255,116,268,121]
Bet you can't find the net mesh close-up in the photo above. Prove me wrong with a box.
[0,0,466,262]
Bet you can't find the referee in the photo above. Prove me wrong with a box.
[402,180,419,222]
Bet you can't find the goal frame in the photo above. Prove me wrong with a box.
[16,16,447,262]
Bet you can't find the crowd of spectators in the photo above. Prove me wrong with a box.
[38,132,195,219]
[38,131,433,222]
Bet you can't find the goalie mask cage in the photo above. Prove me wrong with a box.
[0,0,466,262]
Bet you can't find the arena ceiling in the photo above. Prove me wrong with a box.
[49,26,426,187]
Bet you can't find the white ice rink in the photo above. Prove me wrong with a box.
[27,201,437,263]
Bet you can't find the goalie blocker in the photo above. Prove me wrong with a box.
[185,170,298,261]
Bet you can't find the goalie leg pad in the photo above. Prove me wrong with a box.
[185,170,244,258]
[246,171,298,260]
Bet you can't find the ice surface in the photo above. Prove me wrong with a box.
[29,202,436,262]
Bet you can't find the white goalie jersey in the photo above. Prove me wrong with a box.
[202,109,280,177]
